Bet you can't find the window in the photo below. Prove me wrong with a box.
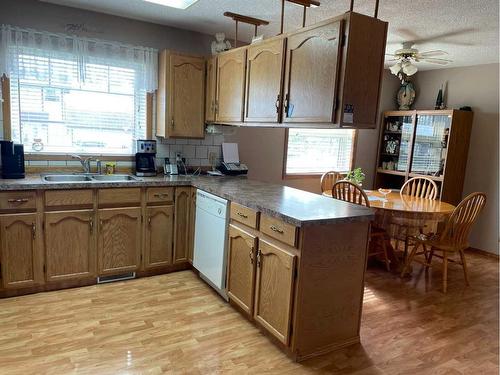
[9,51,147,155]
[285,128,356,175]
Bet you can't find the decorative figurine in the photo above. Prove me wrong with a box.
[435,84,444,109]
[211,33,232,55]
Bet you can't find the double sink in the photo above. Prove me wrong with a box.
[42,174,142,183]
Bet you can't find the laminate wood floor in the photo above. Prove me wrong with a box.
[0,251,498,374]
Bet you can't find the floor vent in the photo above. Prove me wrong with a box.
[97,272,136,284]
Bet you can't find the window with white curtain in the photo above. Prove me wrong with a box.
[285,128,356,175]
[0,25,157,155]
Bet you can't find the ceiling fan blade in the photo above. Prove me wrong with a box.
[385,58,399,62]
[422,57,452,65]
[417,50,448,57]
[385,53,397,57]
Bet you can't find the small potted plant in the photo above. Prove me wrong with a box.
[345,167,365,186]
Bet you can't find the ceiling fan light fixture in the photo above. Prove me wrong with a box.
[402,61,418,76]
[142,0,199,9]
[389,62,402,75]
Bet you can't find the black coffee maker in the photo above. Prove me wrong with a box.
[0,140,25,179]
[135,140,157,177]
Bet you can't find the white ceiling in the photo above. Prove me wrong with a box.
[40,0,499,70]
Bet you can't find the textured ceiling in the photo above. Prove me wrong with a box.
[40,0,499,70]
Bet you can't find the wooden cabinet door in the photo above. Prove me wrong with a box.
[187,188,196,263]
[227,224,257,317]
[216,48,246,122]
[283,20,342,123]
[254,238,296,345]
[205,57,217,122]
[173,187,191,263]
[97,207,142,275]
[0,213,42,289]
[245,38,285,123]
[169,53,205,138]
[144,205,174,269]
[45,210,96,281]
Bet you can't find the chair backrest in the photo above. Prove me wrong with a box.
[440,192,487,248]
[331,180,370,207]
[401,176,438,200]
[320,171,342,193]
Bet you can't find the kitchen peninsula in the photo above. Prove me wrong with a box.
[0,175,372,361]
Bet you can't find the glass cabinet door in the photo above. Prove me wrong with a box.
[379,115,413,172]
[410,114,451,177]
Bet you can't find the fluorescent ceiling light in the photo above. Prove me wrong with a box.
[142,0,199,10]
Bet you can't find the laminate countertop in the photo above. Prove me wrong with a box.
[0,174,373,227]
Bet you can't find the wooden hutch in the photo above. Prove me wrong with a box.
[375,109,473,205]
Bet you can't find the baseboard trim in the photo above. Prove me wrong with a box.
[466,247,499,259]
[295,336,361,362]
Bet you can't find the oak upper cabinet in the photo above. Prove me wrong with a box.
[282,20,342,123]
[216,48,246,122]
[97,207,142,275]
[144,205,174,269]
[45,210,96,281]
[205,57,217,122]
[227,224,258,317]
[254,238,296,345]
[173,187,191,263]
[245,38,285,123]
[187,188,196,264]
[0,213,43,289]
[157,50,205,138]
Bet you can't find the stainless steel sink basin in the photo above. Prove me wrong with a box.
[42,174,92,182]
[91,174,141,182]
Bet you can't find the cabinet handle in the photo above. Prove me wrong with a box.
[215,100,219,114]
[8,198,29,203]
[32,223,36,240]
[89,219,93,233]
[154,193,168,199]
[249,249,254,264]
[236,212,248,219]
[284,93,290,117]
[256,249,261,268]
[275,94,280,114]
[100,219,104,227]
[171,118,174,128]
[270,225,284,234]
[148,216,151,226]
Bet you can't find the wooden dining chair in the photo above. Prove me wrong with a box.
[401,192,487,293]
[331,180,390,271]
[393,176,439,255]
[320,171,342,194]
[401,176,439,199]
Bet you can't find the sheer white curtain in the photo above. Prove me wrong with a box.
[0,24,158,92]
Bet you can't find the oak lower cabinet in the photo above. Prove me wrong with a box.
[97,207,142,275]
[0,213,43,289]
[173,187,191,263]
[144,205,174,269]
[227,224,258,316]
[44,210,96,281]
[254,238,296,345]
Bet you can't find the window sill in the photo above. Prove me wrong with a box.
[25,153,135,161]
[283,172,348,180]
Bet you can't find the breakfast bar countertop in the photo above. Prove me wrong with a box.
[0,174,374,227]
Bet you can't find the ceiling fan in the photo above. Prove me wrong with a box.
[386,42,453,78]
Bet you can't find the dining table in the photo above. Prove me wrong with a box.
[323,189,456,270]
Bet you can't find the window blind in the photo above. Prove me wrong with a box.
[286,129,355,174]
[9,49,147,155]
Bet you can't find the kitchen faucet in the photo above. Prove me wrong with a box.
[70,154,95,174]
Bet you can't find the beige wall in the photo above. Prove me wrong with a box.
[412,64,499,254]
[225,70,400,194]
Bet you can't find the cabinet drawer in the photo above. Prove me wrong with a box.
[230,202,259,229]
[45,189,93,208]
[260,214,297,248]
[98,188,141,206]
[146,187,174,204]
[0,191,36,211]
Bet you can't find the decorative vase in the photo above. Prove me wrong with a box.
[396,81,416,110]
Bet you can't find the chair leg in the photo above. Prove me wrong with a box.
[442,251,448,293]
[426,248,434,271]
[381,237,390,272]
[401,242,419,277]
[459,249,470,286]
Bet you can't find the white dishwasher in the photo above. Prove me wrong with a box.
[193,189,229,299]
